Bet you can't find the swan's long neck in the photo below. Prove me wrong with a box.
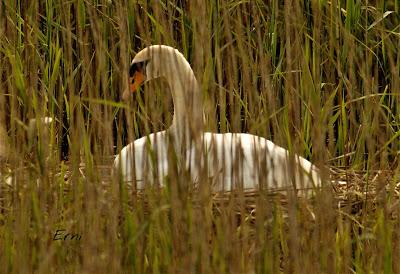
[163,52,203,147]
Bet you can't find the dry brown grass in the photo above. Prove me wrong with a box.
[1,0,400,273]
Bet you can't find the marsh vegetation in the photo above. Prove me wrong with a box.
[0,1,399,273]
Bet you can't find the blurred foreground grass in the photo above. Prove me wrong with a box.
[0,0,400,273]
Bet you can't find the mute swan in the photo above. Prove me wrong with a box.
[114,45,322,194]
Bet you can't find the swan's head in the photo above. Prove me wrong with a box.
[122,45,188,100]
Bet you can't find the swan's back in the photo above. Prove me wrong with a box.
[201,133,321,193]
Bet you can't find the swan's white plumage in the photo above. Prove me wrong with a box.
[114,132,321,192]
[114,131,169,189]
[114,45,322,194]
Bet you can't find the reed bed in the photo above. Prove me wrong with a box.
[0,0,399,273]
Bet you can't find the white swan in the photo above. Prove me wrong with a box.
[114,45,322,194]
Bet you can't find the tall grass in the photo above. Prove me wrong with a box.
[0,0,399,273]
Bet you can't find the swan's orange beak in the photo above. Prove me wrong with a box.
[123,71,145,101]
[122,61,147,101]
[129,71,145,93]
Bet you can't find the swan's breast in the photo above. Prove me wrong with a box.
[114,131,169,188]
